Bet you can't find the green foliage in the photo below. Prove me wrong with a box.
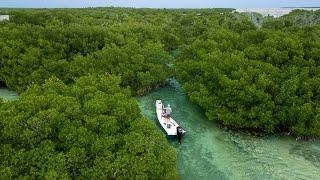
[263,9,320,29]
[175,10,320,137]
[0,75,177,179]
[1,7,320,178]
[0,8,171,95]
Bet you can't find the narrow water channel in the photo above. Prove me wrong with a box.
[0,85,319,179]
[0,88,18,101]
[136,82,320,180]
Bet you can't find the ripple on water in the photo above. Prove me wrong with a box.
[137,85,320,180]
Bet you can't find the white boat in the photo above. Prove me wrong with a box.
[156,100,186,138]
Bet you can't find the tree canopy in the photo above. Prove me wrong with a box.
[0,7,320,178]
[0,74,177,179]
[174,9,320,137]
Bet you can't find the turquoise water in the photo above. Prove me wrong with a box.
[137,82,320,180]
[0,88,18,101]
[1,85,319,179]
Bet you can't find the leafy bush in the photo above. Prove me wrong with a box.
[0,74,177,179]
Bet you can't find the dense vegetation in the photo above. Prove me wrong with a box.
[0,74,177,179]
[175,9,320,137]
[0,7,320,178]
[263,9,320,28]
[0,8,182,179]
[0,8,172,95]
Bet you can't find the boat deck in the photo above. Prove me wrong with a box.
[156,100,185,136]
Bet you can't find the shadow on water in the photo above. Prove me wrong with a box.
[136,81,320,180]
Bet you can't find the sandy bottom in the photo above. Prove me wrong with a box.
[137,84,320,180]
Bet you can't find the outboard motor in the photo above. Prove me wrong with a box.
[177,127,183,144]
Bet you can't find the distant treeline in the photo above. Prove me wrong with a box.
[263,9,320,27]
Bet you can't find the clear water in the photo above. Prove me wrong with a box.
[0,86,319,179]
[136,82,320,180]
[0,88,18,101]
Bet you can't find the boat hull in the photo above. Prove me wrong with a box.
[156,100,186,136]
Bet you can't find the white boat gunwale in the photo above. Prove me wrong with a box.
[156,100,186,136]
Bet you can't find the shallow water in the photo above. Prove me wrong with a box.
[136,82,320,180]
[0,88,18,101]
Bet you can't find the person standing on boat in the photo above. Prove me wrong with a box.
[162,104,172,124]
[164,104,172,117]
